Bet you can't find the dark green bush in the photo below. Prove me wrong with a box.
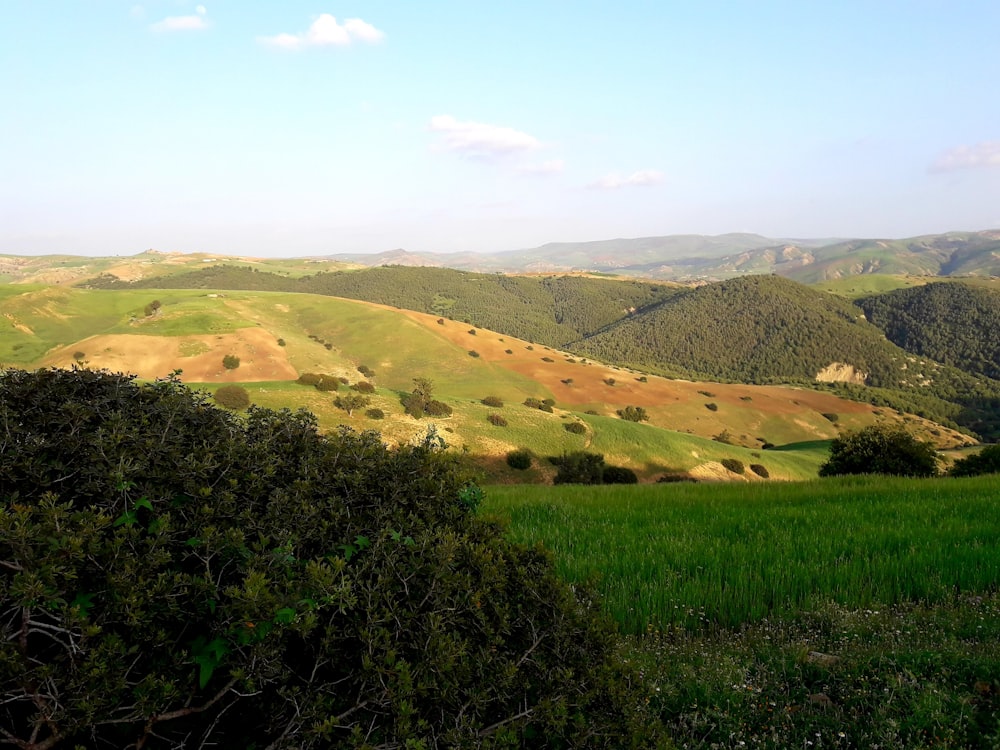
[564,422,587,435]
[949,443,1000,477]
[296,372,321,386]
[468,350,480,358]
[222,354,240,370]
[749,463,770,478]
[616,406,649,423]
[481,395,504,408]
[553,451,606,485]
[602,466,638,484]
[523,398,554,414]
[315,374,340,392]
[506,448,533,470]
[657,473,697,483]
[0,368,664,749]
[365,407,385,420]
[822,412,839,423]
[213,384,250,410]
[277,338,286,347]
[487,413,508,427]
[721,458,745,474]
[72,351,86,362]
[351,380,375,394]
[357,364,375,378]
[819,424,939,477]
[425,399,453,417]
[705,402,718,412]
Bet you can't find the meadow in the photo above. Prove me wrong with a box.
[483,477,1000,747]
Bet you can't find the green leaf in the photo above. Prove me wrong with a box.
[134,496,153,511]
[274,607,296,625]
[112,510,137,528]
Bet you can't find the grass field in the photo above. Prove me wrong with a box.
[484,477,1000,747]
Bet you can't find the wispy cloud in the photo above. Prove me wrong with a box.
[586,169,663,190]
[150,4,209,32]
[930,141,1000,173]
[258,14,385,49]
[429,115,540,159]
[516,160,565,176]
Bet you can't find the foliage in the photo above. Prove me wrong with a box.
[334,392,369,416]
[601,466,638,484]
[72,351,86,362]
[315,374,340,392]
[563,421,586,435]
[506,449,533,471]
[616,405,649,423]
[468,350,480,358]
[144,299,161,317]
[822,412,839,423]
[364,407,385,420]
[749,463,770,478]
[819,424,939,477]
[721,458,745,474]
[704,402,718,411]
[0,368,663,749]
[487,413,508,427]
[277,337,286,346]
[357,364,375,378]
[950,443,1000,477]
[221,354,240,370]
[350,380,375,394]
[481,395,504,408]
[523,398,554,413]
[296,373,321,386]
[213,384,250,410]
[553,452,606,485]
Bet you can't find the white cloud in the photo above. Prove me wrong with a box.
[517,160,565,175]
[930,141,1000,173]
[429,115,541,159]
[586,169,664,190]
[150,5,210,32]
[258,14,385,49]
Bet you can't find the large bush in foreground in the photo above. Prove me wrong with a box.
[949,443,1000,477]
[819,424,939,477]
[0,369,663,749]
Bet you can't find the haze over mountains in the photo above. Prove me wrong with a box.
[323,229,1000,281]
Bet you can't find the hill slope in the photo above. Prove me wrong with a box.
[857,282,1000,381]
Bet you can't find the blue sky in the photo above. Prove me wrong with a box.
[3,1,999,256]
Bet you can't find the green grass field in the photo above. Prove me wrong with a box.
[484,475,1000,632]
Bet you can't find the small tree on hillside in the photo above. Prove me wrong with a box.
[819,424,939,477]
[554,451,606,485]
[616,406,649,423]
[335,393,370,416]
[949,444,1000,477]
[222,354,240,370]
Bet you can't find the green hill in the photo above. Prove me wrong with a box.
[857,282,1000,381]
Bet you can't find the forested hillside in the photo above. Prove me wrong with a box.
[857,282,1000,381]
[84,265,680,346]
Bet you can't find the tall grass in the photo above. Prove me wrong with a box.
[484,476,1000,632]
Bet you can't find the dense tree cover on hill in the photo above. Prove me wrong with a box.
[84,265,678,347]
[857,282,1000,381]
[0,369,664,748]
[819,424,940,477]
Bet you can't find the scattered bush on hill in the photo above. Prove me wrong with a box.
[351,380,375,394]
[277,338,286,346]
[0,368,664,748]
[819,424,939,477]
[822,412,839,423]
[144,299,161,317]
[481,395,504,408]
[749,463,770,478]
[487,413,508,427]
[705,402,718,412]
[402,378,454,418]
[357,364,375,378]
[334,393,370,416]
[222,354,240,370]
[73,351,86,362]
[213,384,250,410]
[468,350,480,358]
[657,473,697,483]
[523,398,554,413]
[721,458,745,474]
[949,444,1000,477]
[296,373,321,386]
[506,448,533,470]
[604,377,616,386]
[616,406,649,423]
[602,466,638,484]
[564,421,587,435]
[365,407,385,420]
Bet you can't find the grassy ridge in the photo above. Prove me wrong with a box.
[484,476,1000,633]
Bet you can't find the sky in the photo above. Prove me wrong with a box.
[2,1,999,257]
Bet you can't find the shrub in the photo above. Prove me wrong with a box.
[822,412,839,423]
[0,368,663,748]
[561,378,574,385]
[761,442,776,450]
[351,380,375,394]
[297,372,321,386]
[949,444,1000,477]
[324,342,333,350]
[585,409,600,415]
[705,402,718,411]
[504,349,513,354]
[602,466,638,484]
[749,463,770,478]
[616,406,649,423]
[819,424,939,477]
[554,452,606,485]
[277,338,286,347]
[721,458,745,474]
[436,318,445,325]
[213,384,250,410]
[604,378,616,386]
[143,299,161,317]
[487,413,508,427]
[523,398,554,413]
[357,364,375,378]
[525,345,534,351]
[506,448,533,470]
[365,407,385,420]
[222,354,240,370]
[564,421,587,435]
[468,350,480,358]
[72,351,86,362]
[636,376,648,383]
[334,392,370,416]
[468,329,477,335]
[425,400,453,417]
[698,390,716,398]
[481,395,504,408]
[541,357,554,363]
[657,473,697,483]
[315,374,340,392]
[713,430,735,445]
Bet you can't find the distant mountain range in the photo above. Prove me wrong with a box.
[323,230,1000,281]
